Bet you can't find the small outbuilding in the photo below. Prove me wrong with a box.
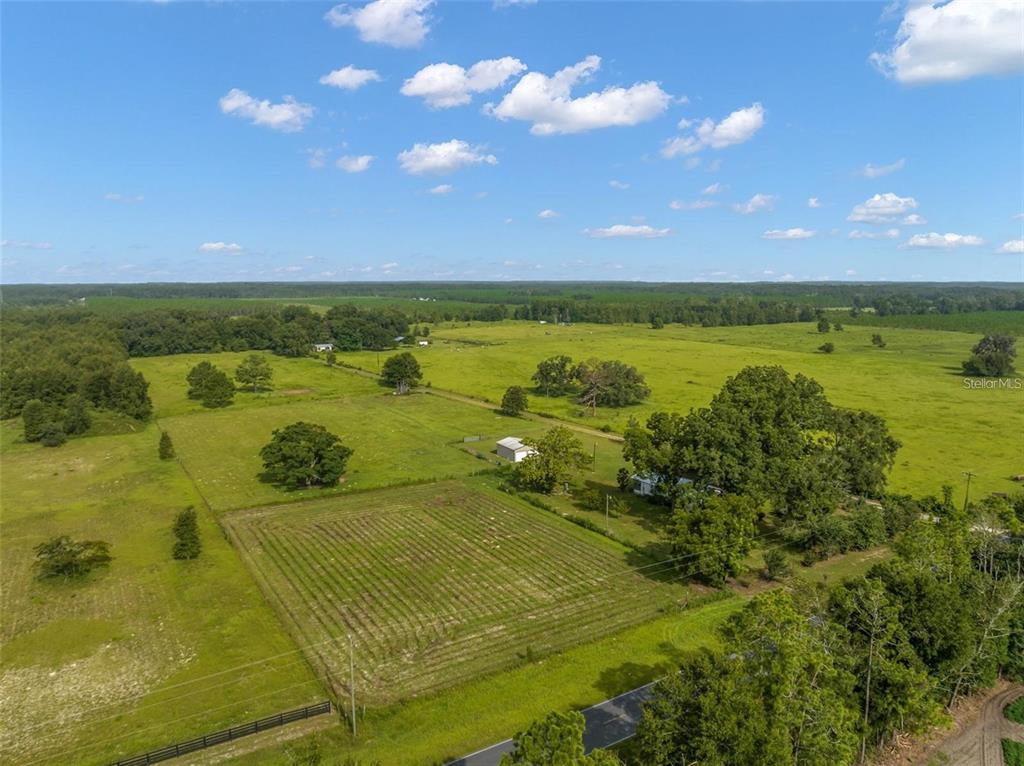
[631,473,692,497]
[418,340,430,347]
[496,436,536,463]
[312,342,334,352]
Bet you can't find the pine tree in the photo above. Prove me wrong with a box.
[159,431,175,460]
[172,507,201,560]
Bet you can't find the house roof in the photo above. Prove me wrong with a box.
[497,437,526,450]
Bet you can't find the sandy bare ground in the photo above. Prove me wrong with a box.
[935,683,1024,766]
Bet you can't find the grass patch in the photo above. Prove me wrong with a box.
[0,423,323,766]
[1006,695,1024,725]
[218,596,744,766]
[222,479,688,707]
[1004,739,1024,766]
[338,320,1023,498]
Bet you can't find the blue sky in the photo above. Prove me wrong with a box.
[2,0,1022,284]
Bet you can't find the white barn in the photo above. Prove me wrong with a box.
[631,473,692,497]
[496,437,536,463]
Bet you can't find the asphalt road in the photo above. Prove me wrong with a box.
[444,682,657,766]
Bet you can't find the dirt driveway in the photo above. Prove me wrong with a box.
[933,683,1024,766]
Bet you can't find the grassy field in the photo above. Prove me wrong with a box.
[223,480,688,707]
[840,310,1024,335]
[338,321,1023,498]
[0,422,323,766]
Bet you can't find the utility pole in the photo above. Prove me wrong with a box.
[605,494,610,534]
[348,633,356,737]
[962,471,976,513]
[592,442,597,471]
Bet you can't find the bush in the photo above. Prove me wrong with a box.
[849,503,888,549]
[172,507,201,560]
[34,536,111,580]
[159,431,175,460]
[763,548,792,580]
[819,342,835,354]
[39,422,67,447]
[63,393,91,435]
[21,399,48,442]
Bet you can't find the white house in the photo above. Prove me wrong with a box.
[496,437,536,463]
[312,342,334,352]
[418,340,430,347]
[631,473,692,497]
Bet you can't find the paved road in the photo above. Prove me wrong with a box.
[444,682,657,766]
[937,683,1024,766]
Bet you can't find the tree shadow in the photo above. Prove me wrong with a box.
[591,641,691,698]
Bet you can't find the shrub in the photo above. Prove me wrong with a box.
[34,536,111,580]
[39,422,67,447]
[819,342,835,354]
[763,548,792,581]
[63,393,91,435]
[21,399,48,442]
[159,431,175,460]
[172,507,201,560]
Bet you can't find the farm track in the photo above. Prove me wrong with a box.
[223,482,675,705]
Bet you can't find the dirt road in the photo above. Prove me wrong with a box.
[934,683,1024,766]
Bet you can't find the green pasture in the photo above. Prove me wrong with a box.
[839,309,1024,335]
[338,321,1023,499]
[157,383,625,513]
[0,422,322,766]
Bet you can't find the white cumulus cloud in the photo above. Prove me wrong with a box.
[662,103,764,157]
[538,209,561,219]
[199,242,244,254]
[669,199,717,210]
[807,197,822,208]
[762,228,815,240]
[319,65,382,90]
[609,180,630,190]
[484,55,671,135]
[397,139,497,175]
[871,0,1024,84]
[584,224,671,239]
[905,232,985,249]
[325,0,433,48]
[997,239,1024,254]
[337,154,375,173]
[732,193,776,215]
[847,192,918,224]
[902,213,928,225]
[402,57,526,108]
[849,228,901,239]
[428,184,454,195]
[219,89,314,132]
[702,183,726,196]
[861,158,906,178]
[1,239,52,250]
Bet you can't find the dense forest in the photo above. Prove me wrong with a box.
[3,281,1023,319]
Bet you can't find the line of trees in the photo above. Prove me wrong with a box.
[513,490,1022,765]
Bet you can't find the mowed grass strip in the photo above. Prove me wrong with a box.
[339,320,1023,497]
[223,481,684,706]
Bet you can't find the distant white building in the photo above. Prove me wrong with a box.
[496,437,536,463]
[418,340,430,346]
[312,342,334,352]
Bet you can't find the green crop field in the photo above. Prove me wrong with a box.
[0,422,322,766]
[223,480,686,706]
[339,321,1023,498]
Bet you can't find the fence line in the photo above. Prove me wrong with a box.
[109,700,332,766]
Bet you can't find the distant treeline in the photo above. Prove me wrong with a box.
[4,280,1022,317]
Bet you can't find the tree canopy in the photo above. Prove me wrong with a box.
[575,358,650,412]
[666,493,762,586]
[499,711,619,766]
[235,354,274,392]
[962,334,1017,377]
[516,426,592,494]
[34,536,112,581]
[187,362,235,408]
[500,385,529,416]
[260,422,353,488]
[381,352,422,394]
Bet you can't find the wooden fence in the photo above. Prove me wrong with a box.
[110,700,332,766]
